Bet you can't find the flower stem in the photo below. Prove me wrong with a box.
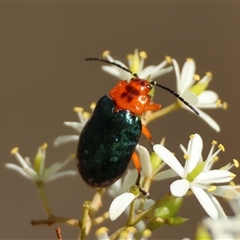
[79,201,91,240]
[138,177,152,211]
[31,215,80,226]
[36,181,53,216]
[90,188,105,216]
[127,196,137,225]
[144,102,180,125]
[131,192,176,226]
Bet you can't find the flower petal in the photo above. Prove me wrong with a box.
[44,157,73,177]
[5,163,31,179]
[172,59,182,94]
[180,59,196,94]
[108,178,122,197]
[184,134,202,177]
[121,169,138,193]
[46,170,77,182]
[101,65,131,80]
[153,169,178,181]
[194,108,220,132]
[182,91,198,105]
[191,185,218,220]
[211,185,240,199]
[136,145,151,177]
[23,167,39,181]
[101,65,122,78]
[228,198,240,215]
[141,64,173,79]
[197,91,219,105]
[149,66,173,79]
[53,135,79,146]
[208,194,227,219]
[170,179,190,197]
[63,121,83,132]
[153,144,184,177]
[109,193,136,221]
[195,170,234,184]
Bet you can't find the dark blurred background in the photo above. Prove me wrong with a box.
[1,2,240,239]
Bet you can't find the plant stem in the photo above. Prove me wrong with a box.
[144,102,180,125]
[36,181,53,216]
[131,192,175,226]
[80,201,91,240]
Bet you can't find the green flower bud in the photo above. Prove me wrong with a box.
[166,216,188,225]
[147,197,183,230]
[154,197,182,219]
[34,143,47,175]
[150,151,162,171]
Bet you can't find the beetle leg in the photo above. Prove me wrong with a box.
[145,103,161,111]
[131,151,150,198]
[142,124,152,141]
[132,151,141,173]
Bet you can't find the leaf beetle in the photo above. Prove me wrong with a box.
[76,57,199,189]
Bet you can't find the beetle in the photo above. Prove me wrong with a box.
[76,57,199,188]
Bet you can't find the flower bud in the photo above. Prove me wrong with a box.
[150,152,162,171]
[166,216,188,225]
[154,197,182,219]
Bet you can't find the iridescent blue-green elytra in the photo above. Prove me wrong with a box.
[76,95,142,187]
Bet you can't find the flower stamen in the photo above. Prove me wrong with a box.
[208,186,217,192]
[90,102,96,111]
[194,74,200,81]
[139,51,147,59]
[11,147,19,155]
[41,143,47,150]
[218,144,225,152]
[73,107,84,113]
[102,50,110,58]
[233,159,239,168]
[211,140,217,145]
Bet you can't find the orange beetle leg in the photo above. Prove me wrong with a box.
[132,151,150,197]
[145,103,161,111]
[132,151,141,172]
[132,151,142,187]
[142,124,152,141]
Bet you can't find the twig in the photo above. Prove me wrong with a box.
[31,215,81,227]
[55,226,62,240]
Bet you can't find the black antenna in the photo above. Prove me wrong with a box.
[151,81,199,115]
[85,57,138,78]
[85,57,199,115]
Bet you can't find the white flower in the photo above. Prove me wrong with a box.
[108,168,138,197]
[136,143,177,182]
[202,215,240,239]
[201,186,240,239]
[173,58,227,132]
[54,105,94,146]
[153,133,238,220]
[109,192,137,221]
[227,186,240,215]
[101,49,173,81]
[108,143,176,222]
[6,143,76,183]
[108,170,142,222]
